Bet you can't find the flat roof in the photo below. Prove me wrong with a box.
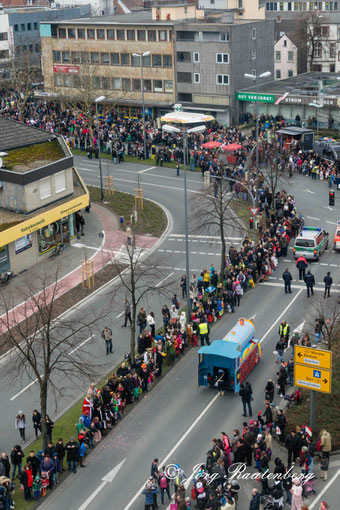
[239,72,340,98]
[47,11,170,25]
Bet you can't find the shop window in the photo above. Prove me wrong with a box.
[54,75,63,86]
[40,177,51,200]
[54,171,66,193]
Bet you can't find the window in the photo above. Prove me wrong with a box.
[127,30,135,40]
[81,52,90,64]
[131,54,140,67]
[193,52,200,63]
[283,39,287,46]
[252,28,256,39]
[315,41,322,58]
[164,80,173,93]
[14,24,18,32]
[107,29,115,40]
[121,53,130,65]
[216,74,229,85]
[78,28,85,39]
[177,51,191,63]
[177,72,192,83]
[321,26,330,37]
[275,51,281,60]
[148,30,156,41]
[54,75,63,87]
[35,44,40,53]
[58,28,66,38]
[211,0,215,4]
[27,23,32,31]
[154,79,162,92]
[21,24,26,32]
[288,69,293,77]
[137,30,146,41]
[97,29,105,40]
[112,77,121,89]
[91,52,99,64]
[92,76,101,88]
[53,50,61,63]
[29,44,33,53]
[276,69,281,79]
[87,29,95,39]
[194,73,200,83]
[142,54,151,66]
[178,92,192,102]
[163,54,172,67]
[0,49,9,59]
[102,77,111,89]
[117,29,125,40]
[252,49,256,60]
[34,22,38,30]
[330,42,336,58]
[338,51,340,61]
[122,78,131,90]
[143,79,152,91]
[159,30,167,41]
[62,51,70,63]
[54,171,66,193]
[216,53,229,63]
[71,51,80,64]
[40,177,51,200]
[110,53,119,65]
[152,54,162,67]
[68,28,76,39]
[330,63,335,72]
[101,52,109,65]
[238,0,243,6]
[220,32,229,41]
[132,78,141,90]
[288,51,294,61]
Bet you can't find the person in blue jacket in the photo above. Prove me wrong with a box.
[142,478,159,510]
[249,488,260,510]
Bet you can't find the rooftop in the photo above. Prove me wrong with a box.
[0,116,56,152]
[239,72,340,97]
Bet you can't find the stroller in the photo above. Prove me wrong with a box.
[302,474,316,497]
[285,388,302,407]
[260,494,283,510]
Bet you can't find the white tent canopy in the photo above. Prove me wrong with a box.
[160,111,214,125]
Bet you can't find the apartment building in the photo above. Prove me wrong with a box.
[197,0,266,19]
[274,31,307,79]
[306,13,340,72]
[265,0,339,15]
[40,5,274,123]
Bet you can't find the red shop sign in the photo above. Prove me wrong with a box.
[53,65,79,74]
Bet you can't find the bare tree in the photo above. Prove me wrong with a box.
[109,231,174,360]
[304,12,327,71]
[262,160,283,200]
[309,297,340,350]
[190,180,246,282]
[0,273,106,449]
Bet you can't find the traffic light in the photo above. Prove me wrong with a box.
[329,190,335,206]
[249,218,254,229]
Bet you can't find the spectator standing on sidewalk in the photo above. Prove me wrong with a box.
[239,382,253,417]
[101,327,113,355]
[319,429,332,459]
[290,478,303,510]
[248,488,260,510]
[122,299,132,327]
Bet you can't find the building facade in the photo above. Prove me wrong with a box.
[274,31,307,79]
[306,13,340,72]
[0,4,90,66]
[0,117,89,274]
[265,0,340,15]
[52,0,115,17]
[40,6,274,124]
[197,0,266,19]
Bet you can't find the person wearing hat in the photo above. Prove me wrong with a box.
[142,478,159,510]
[290,478,303,510]
[221,493,235,510]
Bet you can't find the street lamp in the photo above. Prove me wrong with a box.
[308,102,323,136]
[95,95,105,201]
[132,51,150,160]
[244,71,271,202]
[162,122,206,317]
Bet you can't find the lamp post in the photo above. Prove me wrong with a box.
[244,71,271,203]
[162,123,207,317]
[308,102,323,136]
[132,51,150,160]
[95,95,105,201]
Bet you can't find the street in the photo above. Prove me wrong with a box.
[6,156,333,510]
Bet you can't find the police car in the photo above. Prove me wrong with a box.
[334,221,340,251]
[293,227,329,261]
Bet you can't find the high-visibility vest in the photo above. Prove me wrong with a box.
[279,324,289,337]
[199,322,208,335]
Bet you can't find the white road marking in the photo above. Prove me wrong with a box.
[124,393,220,510]
[10,378,40,401]
[170,234,242,240]
[156,272,174,288]
[330,264,337,267]
[68,335,95,355]
[138,166,155,174]
[116,311,124,319]
[283,259,292,262]
[293,321,305,334]
[326,221,337,225]
[303,189,315,194]
[260,289,303,344]
[320,263,328,266]
[309,468,340,509]
[306,216,320,220]
[78,459,127,510]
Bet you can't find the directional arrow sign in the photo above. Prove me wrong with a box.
[294,346,332,370]
[249,207,260,217]
[294,364,331,394]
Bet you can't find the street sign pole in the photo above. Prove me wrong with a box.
[310,390,315,432]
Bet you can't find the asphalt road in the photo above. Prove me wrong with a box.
[27,160,339,510]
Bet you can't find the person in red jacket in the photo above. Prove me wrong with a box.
[296,255,308,280]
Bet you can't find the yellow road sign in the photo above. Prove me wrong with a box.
[294,346,332,370]
[294,364,331,394]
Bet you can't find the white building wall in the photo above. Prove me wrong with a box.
[0,13,11,64]
[54,0,114,15]
[274,35,297,80]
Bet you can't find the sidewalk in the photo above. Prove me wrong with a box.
[0,202,159,334]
